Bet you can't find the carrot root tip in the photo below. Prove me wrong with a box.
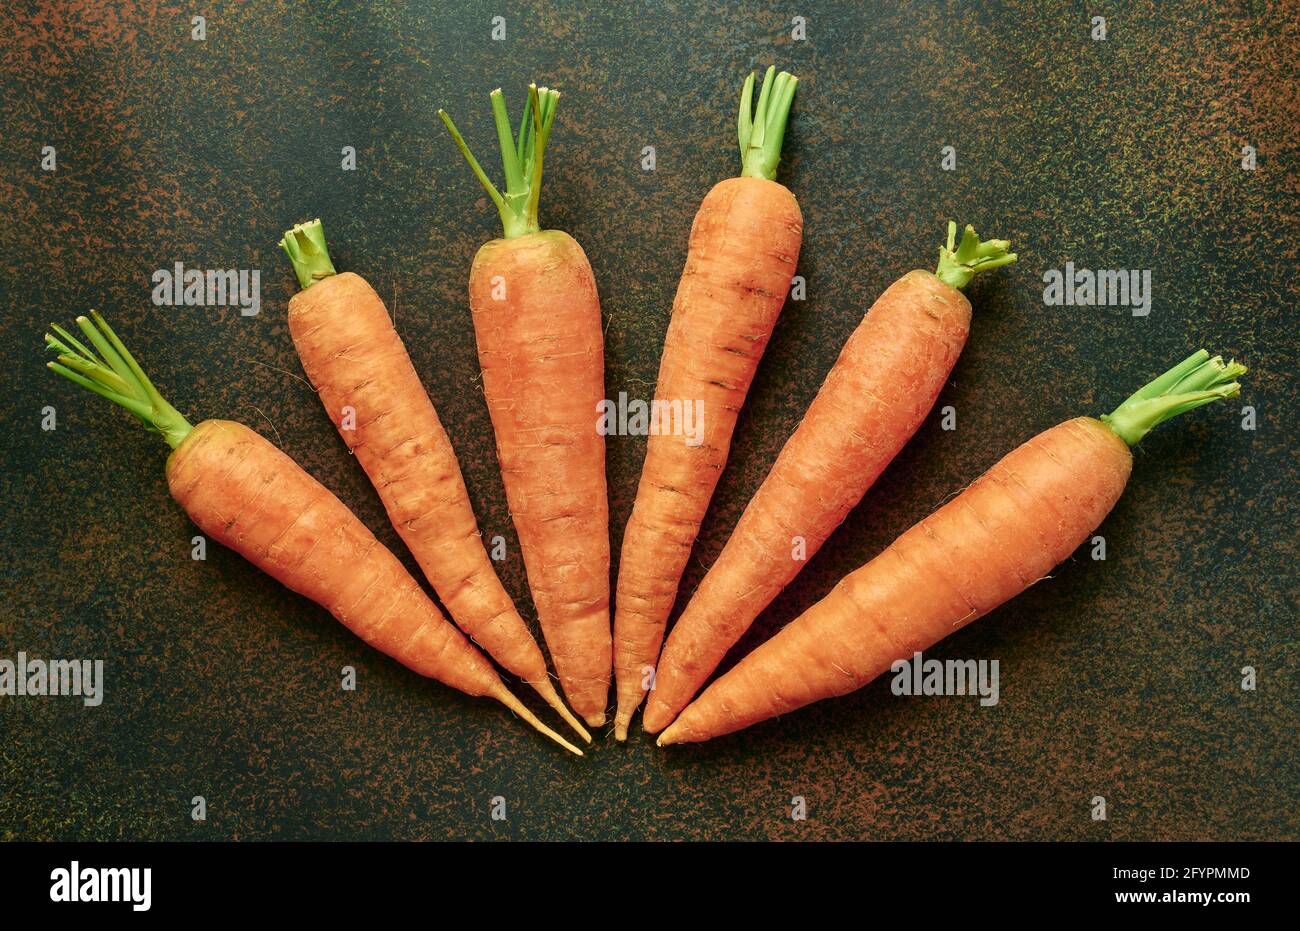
[494,686,584,756]
[612,713,631,742]
[641,702,671,735]
[533,680,593,743]
[582,709,607,728]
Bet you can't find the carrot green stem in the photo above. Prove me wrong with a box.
[45,311,194,449]
[738,65,798,181]
[438,84,559,239]
[1101,350,1247,446]
[279,218,337,291]
[934,221,1018,290]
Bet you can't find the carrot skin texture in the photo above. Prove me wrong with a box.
[167,419,503,697]
[469,230,611,726]
[659,417,1133,745]
[613,176,803,735]
[286,272,583,732]
[643,270,970,733]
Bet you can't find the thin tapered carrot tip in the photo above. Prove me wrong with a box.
[584,709,607,728]
[531,678,592,743]
[656,722,684,748]
[492,685,584,756]
[641,702,670,735]
[613,711,631,742]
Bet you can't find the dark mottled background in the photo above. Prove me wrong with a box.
[0,1,1296,841]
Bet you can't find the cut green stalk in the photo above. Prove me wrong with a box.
[738,65,799,181]
[935,221,1018,290]
[45,311,194,449]
[1101,350,1246,446]
[491,90,525,194]
[279,218,337,291]
[438,83,560,239]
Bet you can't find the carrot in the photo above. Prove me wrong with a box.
[658,350,1246,745]
[45,311,582,756]
[642,222,1016,734]
[278,219,589,743]
[611,66,804,739]
[438,84,611,727]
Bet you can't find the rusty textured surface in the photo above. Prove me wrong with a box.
[0,1,1296,840]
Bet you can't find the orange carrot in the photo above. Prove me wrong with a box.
[279,219,589,742]
[658,351,1246,745]
[643,223,1016,734]
[612,66,804,739]
[439,85,611,727]
[45,311,582,756]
